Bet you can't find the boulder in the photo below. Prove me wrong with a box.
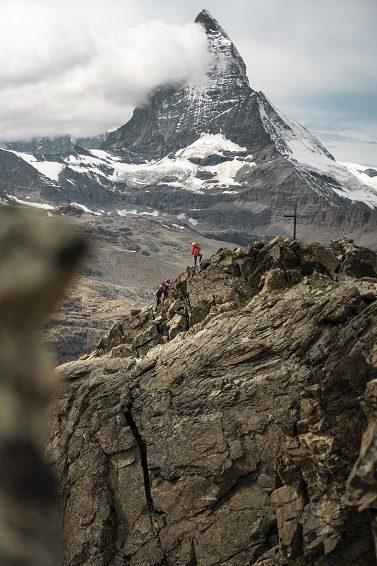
[167,314,188,340]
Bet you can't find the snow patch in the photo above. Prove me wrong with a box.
[70,202,101,215]
[7,150,63,181]
[161,181,183,188]
[89,149,122,162]
[206,157,247,186]
[139,210,159,217]
[116,208,159,217]
[175,133,246,160]
[117,209,138,216]
[7,195,55,209]
[340,162,377,191]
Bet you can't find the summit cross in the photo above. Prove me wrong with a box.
[283,204,308,240]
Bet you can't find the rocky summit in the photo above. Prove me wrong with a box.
[1,10,377,245]
[48,236,377,565]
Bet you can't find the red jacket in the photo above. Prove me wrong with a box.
[192,246,201,256]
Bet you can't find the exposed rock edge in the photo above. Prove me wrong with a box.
[48,236,377,565]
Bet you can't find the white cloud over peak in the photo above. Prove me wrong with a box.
[0,1,210,140]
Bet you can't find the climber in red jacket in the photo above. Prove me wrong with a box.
[191,242,202,266]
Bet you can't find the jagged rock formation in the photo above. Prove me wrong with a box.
[0,208,86,565]
[364,169,377,178]
[48,237,377,565]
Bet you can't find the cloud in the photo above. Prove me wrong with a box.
[0,1,210,140]
[0,1,95,88]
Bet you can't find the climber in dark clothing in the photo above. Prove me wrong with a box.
[156,283,164,307]
[163,279,171,300]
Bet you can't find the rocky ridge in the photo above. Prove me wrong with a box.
[42,211,230,365]
[48,237,377,565]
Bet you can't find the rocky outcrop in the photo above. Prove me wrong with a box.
[47,237,377,565]
[0,208,86,565]
[364,169,377,178]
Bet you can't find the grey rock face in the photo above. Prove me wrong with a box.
[3,135,75,155]
[0,149,67,203]
[347,378,377,512]
[364,168,377,178]
[48,237,377,565]
[346,378,377,559]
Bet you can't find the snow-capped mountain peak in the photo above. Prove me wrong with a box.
[1,9,377,246]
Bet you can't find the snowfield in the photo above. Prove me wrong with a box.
[340,162,377,191]
[108,133,251,192]
[7,194,55,210]
[8,151,63,182]
[175,133,246,159]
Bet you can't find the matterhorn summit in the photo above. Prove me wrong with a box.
[104,8,270,158]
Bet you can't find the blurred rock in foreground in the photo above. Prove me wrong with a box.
[0,208,86,565]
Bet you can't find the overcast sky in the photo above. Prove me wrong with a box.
[1,0,376,164]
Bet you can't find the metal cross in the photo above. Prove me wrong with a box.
[283,204,308,240]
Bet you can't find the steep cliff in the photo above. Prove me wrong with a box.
[48,237,377,565]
